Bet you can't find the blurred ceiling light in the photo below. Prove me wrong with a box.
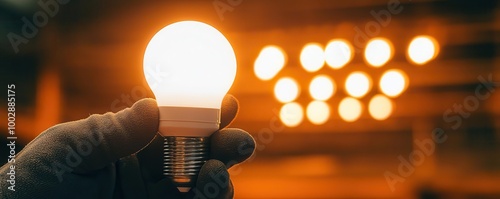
[300,43,325,72]
[408,35,439,65]
[345,71,372,98]
[379,69,408,98]
[254,46,287,80]
[274,77,300,103]
[325,39,353,69]
[364,38,393,67]
[338,97,363,122]
[280,102,304,127]
[368,94,393,120]
[306,101,331,125]
[309,75,335,101]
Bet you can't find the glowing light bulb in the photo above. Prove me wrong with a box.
[143,21,236,192]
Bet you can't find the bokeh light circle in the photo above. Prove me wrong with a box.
[325,39,353,69]
[408,35,439,65]
[254,46,287,80]
[274,77,300,103]
[364,38,393,67]
[379,69,408,98]
[338,97,363,122]
[306,101,331,125]
[309,75,335,101]
[300,43,325,72]
[280,102,304,127]
[368,94,393,120]
[345,71,372,98]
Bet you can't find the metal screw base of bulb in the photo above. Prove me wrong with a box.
[163,136,210,192]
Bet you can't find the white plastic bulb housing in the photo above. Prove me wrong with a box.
[143,21,237,137]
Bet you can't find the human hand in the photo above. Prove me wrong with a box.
[0,95,255,199]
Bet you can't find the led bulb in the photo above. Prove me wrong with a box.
[143,21,236,192]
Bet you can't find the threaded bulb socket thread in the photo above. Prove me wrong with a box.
[163,136,210,192]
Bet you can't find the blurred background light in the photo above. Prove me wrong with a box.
[324,39,353,69]
[254,46,287,80]
[338,97,363,122]
[364,38,393,67]
[309,75,335,101]
[368,94,393,120]
[280,102,304,127]
[345,71,372,98]
[306,100,331,125]
[408,35,439,65]
[274,77,300,103]
[379,69,409,98]
[300,43,325,72]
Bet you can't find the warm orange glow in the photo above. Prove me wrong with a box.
[368,94,393,120]
[364,38,393,67]
[338,97,363,122]
[274,77,300,103]
[345,71,372,98]
[306,101,330,125]
[280,102,304,127]
[300,43,325,72]
[254,46,287,80]
[325,39,353,69]
[35,68,61,136]
[379,69,408,98]
[309,75,335,101]
[408,35,439,65]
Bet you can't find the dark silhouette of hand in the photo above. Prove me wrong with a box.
[0,95,255,199]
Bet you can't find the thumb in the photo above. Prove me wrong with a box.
[27,98,159,172]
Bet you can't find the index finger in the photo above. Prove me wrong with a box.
[28,98,159,173]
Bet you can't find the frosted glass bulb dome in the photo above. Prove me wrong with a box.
[143,21,237,109]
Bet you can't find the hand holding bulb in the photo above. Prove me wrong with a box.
[0,96,255,199]
[0,20,255,199]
